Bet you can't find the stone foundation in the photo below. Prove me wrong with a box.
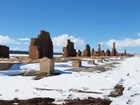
[88,60,95,64]
[72,60,81,68]
[40,57,54,74]
[0,63,13,70]
[0,62,20,71]
[97,59,104,63]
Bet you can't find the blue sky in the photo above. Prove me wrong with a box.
[0,0,140,53]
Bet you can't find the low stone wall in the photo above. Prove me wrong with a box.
[40,57,54,74]
[0,63,13,70]
[72,60,81,68]
[88,60,95,64]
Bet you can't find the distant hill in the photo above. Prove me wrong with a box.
[10,50,29,54]
[10,50,62,55]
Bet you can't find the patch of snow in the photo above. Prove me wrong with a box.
[0,63,39,76]
[10,54,29,57]
[54,54,62,57]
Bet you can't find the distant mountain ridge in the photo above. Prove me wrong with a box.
[10,50,62,55]
[10,50,29,54]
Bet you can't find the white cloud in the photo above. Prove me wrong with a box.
[53,48,62,53]
[137,33,140,37]
[52,34,85,52]
[10,47,28,51]
[101,38,140,49]
[0,35,20,45]
[23,42,29,45]
[52,34,84,50]
[10,47,21,51]
[17,38,30,41]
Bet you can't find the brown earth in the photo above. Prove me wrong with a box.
[65,97,112,105]
[67,62,120,73]
[0,98,55,105]
[109,84,125,97]
[0,97,112,105]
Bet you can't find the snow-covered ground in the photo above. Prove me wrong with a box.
[10,54,62,57]
[10,54,29,57]
[0,56,139,105]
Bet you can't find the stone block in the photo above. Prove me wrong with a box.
[40,57,54,74]
[97,59,104,63]
[0,63,13,70]
[72,60,81,68]
[88,60,95,64]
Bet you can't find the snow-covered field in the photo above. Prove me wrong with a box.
[10,54,29,57]
[0,56,139,105]
[9,54,62,57]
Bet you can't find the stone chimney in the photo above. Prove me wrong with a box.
[98,44,101,56]
[111,42,117,56]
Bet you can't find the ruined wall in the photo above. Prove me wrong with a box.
[91,48,94,56]
[94,51,100,56]
[83,44,91,57]
[0,45,9,58]
[106,49,110,56]
[124,50,127,56]
[77,50,82,57]
[29,30,53,60]
[29,38,40,60]
[111,42,117,56]
[98,44,101,56]
[100,50,105,56]
[63,39,76,57]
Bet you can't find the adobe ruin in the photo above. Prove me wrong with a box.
[111,42,117,56]
[124,50,127,56]
[62,39,76,57]
[100,50,105,56]
[91,48,94,56]
[29,30,53,60]
[77,50,82,57]
[0,45,9,58]
[106,49,111,56]
[83,44,91,57]
[98,44,101,56]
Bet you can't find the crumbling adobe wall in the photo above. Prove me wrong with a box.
[63,39,76,57]
[83,44,91,57]
[111,42,117,56]
[29,30,53,60]
[0,45,9,58]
